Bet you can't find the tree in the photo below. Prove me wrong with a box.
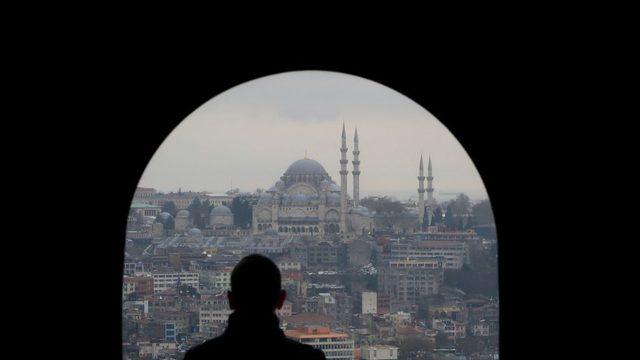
[445,204,456,230]
[472,199,494,225]
[452,193,471,217]
[360,196,409,229]
[423,209,430,228]
[432,207,443,225]
[465,215,476,229]
[435,332,453,348]
[398,337,433,360]
[457,337,485,355]
[161,201,178,217]
[188,198,205,229]
[230,195,255,228]
[201,199,212,227]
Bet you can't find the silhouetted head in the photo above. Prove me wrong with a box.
[228,254,286,314]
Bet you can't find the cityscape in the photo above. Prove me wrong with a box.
[122,123,499,360]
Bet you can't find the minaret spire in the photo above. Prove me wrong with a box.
[426,155,435,205]
[418,154,426,230]
[352,127,360,207]
[340,123,349,235]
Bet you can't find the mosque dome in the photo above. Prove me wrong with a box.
[156,212,173,221]
[188,228,202,236]
[350,206,371,216]
[284,158,329,176]
[176,210,190,218]
[210,205,233,216]
[320,179,331,191]
[329,183,341,192]
[327,192,341,204]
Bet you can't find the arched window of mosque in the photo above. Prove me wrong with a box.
[124,71,497,360]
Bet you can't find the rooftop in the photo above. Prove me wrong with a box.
[285,326,348,339]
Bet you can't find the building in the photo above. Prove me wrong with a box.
[137,341,176,359]
[131,202,162,217]
[432,318,466,340]
[199,307,233,334]
[429,303,468,323]
[378,258,444,309]
[278,258,302,271]
[123,276,154,297]
[252,125,373,237]
[285,326,355,360]
[386,241,469,270]
[276,300,293,317]
[209,205,234,227]
[471,319,491,336]
[152,272,199,293]
[361,345,399,360]
[308,241,340,268]
[362,291,377,315]
[175,209,191,233]
[212,268,232,291]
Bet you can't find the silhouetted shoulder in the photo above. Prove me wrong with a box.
[183,335,326,360]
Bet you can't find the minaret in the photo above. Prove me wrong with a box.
[352,128,360,208]
[426,155,435,205]
[340,123,349,234]
[417,155,426,229]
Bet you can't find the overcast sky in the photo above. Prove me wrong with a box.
[139,71,489,202]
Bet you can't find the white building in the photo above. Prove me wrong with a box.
[152,272,199,293]
[387,241,469,270]
[137,342,176,359]
[278,259,302,271]
[285,326,354,360]
[199,307,233,332]
[212,268,232,291]
[362,291,377,314]
[361,345,399,360]
[432,318,466,340]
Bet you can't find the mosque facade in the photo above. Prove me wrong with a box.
[252,125,374,237]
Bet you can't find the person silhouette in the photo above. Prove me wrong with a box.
[183,254,326,360]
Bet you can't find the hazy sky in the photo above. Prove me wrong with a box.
[139,71,489,202]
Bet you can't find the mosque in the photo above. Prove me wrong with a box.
[150,124,438,239]
[252,124,374,237]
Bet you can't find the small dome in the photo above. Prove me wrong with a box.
[329,183,341,192]
[210,205,233,216]
[350,206,371,216]
[188,228,202,236]
[327,193,341,204]
[264,228,278,235]
[320,179,331,190]
[284,158,329,176]
[157,212,173,221]
[275,180,285,190]
[176,210,190,218]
